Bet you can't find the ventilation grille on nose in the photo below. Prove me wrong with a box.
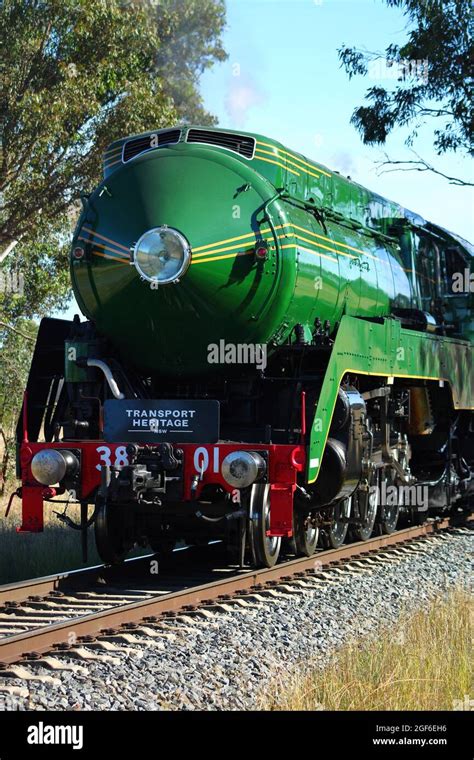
[122,129,181,162]
[186,129,255,159]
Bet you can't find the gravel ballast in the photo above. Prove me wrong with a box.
[0,527,472,711]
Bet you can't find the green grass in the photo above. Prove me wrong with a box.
[260,589,473,711]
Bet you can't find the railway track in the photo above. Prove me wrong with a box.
[0,516,471,673]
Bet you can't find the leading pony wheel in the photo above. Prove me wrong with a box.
[94,495,131,565]
[248,483,281,568]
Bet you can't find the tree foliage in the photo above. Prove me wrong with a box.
[0,318,38,493]
[338,0,473,181]
[0,0,227,249]
[153,0,227,123]
[0,0,227,489]
[0,221,72,324]
[0,219,72,489]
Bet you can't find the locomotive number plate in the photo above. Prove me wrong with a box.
[103,399,220,444]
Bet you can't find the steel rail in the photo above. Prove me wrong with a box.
[0,553,163,606]
[0,516,470,665]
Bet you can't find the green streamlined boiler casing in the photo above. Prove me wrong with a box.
[70,126,473,377]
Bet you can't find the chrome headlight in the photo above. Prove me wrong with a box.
[221,451,266,489]
[31,449,78,486]
[133,226,191,284]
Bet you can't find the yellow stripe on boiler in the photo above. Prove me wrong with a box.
[78,237,129,260]
[91,250,129,264]
[257,141,331,177]
[192,228,272,253]
[81,227,131,253]
[191,250,254,265]
[254,154,300,176]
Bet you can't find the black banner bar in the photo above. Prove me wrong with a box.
[0,711,471,758]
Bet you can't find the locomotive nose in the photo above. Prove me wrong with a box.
[71,145,286,376]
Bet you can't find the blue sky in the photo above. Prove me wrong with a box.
[201,0,472,239]
[59,0,473,319]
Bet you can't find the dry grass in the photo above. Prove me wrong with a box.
[0,495,103,583]
[0,488,158,584]
[261,589,473,711]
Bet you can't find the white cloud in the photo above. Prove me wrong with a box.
[224,73,266,127]
[329,151,361,180]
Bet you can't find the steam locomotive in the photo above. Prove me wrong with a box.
[14,126,474,567]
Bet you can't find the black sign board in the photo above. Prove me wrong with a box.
[103,399,220,444]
